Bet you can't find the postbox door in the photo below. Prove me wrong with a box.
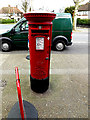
[30,35,51,80]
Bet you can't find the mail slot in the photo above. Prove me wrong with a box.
[24,13,56,93]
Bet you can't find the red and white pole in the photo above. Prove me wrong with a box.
[15,67,25,120]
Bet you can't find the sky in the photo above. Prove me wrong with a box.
[0,0,89,12]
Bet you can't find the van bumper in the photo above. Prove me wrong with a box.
[66,42,72,46]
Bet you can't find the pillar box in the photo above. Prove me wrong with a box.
[24,12,56,93]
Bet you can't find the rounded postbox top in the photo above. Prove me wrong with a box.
[24,12,56,22]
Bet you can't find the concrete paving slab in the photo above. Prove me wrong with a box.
[2,73,88,118]
[0,53,88,71]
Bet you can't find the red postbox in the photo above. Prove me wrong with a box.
[24,12,56,93]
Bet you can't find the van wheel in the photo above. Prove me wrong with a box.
[55,40,65,51]
[1,41,12,52]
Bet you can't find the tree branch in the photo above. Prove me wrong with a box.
[73,0,85,4]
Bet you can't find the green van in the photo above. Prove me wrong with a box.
[0,13,72,52]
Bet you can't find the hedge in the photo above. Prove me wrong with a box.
[0,19,16,24]
[77,18,90,25]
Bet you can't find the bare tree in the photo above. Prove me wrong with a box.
[21,0,29,13]
[73,0,85,30]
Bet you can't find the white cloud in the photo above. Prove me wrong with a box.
[30,0,75,12]
[0,0,89,12]
[0,0,20,9]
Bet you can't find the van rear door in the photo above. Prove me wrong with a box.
[52,13,72,43]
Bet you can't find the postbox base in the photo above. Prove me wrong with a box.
[30,75,49,93]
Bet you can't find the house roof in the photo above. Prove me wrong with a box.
[78,2,90,11]
[0,5,23,14]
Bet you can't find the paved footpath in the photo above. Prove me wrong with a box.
[0,54,10,119]
[0,51,88,118]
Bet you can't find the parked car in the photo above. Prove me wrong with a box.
[0,13,72,52]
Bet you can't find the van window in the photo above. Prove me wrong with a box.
[14,21,28,32]
[21,21,28,31]
[14,23,21,32]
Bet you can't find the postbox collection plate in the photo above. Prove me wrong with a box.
[36,37,44,50]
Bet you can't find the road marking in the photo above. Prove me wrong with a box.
[73,42,88,44]
[0,68,88,75]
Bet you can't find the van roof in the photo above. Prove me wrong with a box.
[55,13,72,18]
